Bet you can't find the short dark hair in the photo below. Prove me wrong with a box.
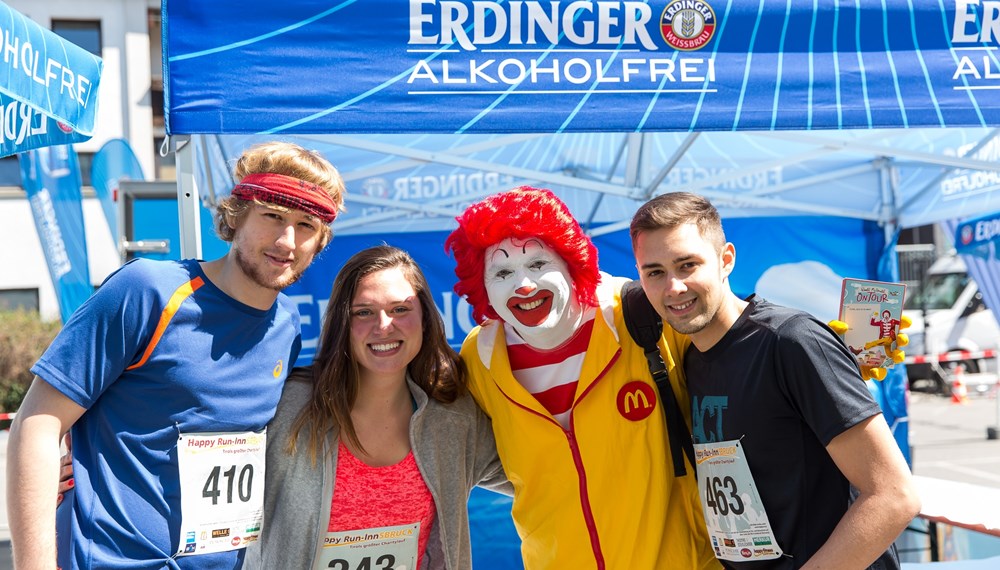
[629,192,726,250]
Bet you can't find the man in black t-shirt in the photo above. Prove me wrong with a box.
[629,192,920,570]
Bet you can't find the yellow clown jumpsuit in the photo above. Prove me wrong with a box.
[462,279,720,570]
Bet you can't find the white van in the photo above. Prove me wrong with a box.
[902,254,1000,393]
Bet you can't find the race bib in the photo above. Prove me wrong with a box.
[695,439,783,562]
[175,430,266,557]
[315,523,420,570]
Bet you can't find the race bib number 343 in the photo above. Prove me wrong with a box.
[316,523,420,570]
[176,430,266,557]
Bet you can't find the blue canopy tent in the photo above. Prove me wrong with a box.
[162,1,1000,566]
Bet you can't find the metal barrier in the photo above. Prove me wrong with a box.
[904,349,1000,439]
[904,349,998,365]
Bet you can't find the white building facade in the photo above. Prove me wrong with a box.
[0,0,161,321]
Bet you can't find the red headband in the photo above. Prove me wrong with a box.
[232,173,339,223]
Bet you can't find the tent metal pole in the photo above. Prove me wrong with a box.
[624,133,643,189]
[747,163,877,197]
[649,145,843,198]
[175,135,203,259]
[582,134,631,230]
[199,135,218,208]
[758,131,1000,171]
[323,133,549,182]
[294,134,635,197]
[641,132,699,199]
[588,189,883,238]
[877,157,899,238]
[901,128,1000,211]
[336,188,502,231]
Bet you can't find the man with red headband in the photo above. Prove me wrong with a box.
[7,141,345,570]
[445,187,718,569]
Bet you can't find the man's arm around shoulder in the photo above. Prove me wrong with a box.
[803,413,921,570]
[7,377,86,570]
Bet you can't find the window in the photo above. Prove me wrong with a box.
[2,152,94,187]
[904,273,971,311]
[51,20,102,56]
[0,156,21,187]
[77,152,94,187]
[0,289,40,312]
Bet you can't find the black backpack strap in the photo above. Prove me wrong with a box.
[621,280,695,477]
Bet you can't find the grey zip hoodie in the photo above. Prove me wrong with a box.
[243,366,513,569]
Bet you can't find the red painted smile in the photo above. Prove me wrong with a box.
[506,291,553,327]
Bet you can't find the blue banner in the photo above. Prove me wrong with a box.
[0,1,103,157]
[285,216,881,360]
[91,139,147,243]
[165,0,1000,134]
[277,216,886,569]
[19,145,92,322]
[955,210,1000,259]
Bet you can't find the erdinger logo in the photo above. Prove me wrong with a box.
[617,381,657,421]
[961,224,974,246]
[660,0,717,51]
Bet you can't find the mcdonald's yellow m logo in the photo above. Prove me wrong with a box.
[623,389,651,414]
[617,381,657,421]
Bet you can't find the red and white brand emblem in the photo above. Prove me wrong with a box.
[231,536,241,547]
[616,381,657,421]
[661,0,717,51]
[960,225,973,245]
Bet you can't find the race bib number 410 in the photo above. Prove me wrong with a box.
[176,429,266,557]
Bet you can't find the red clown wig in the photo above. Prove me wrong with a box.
[445,186,600,323]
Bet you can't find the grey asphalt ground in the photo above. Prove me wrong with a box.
[908,388,1000,488]
[0,389,997,569]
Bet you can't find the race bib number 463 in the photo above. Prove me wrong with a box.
[695,439,782,562]
[176,430,266,557]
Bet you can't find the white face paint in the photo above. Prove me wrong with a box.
[483,237,582,349]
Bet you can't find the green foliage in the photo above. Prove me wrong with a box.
[0,309,60,427]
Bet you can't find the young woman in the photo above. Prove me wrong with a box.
[245,245,510,570]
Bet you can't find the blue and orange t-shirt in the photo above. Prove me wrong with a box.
[35,258,302,570]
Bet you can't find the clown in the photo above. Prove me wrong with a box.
[446,187,719,570]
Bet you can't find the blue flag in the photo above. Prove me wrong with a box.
[0,1,103,157]
[19,145,92,322]
[955,211,1000,260]
[91,139,146,243]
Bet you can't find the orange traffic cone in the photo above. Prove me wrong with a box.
[951,364,969,405]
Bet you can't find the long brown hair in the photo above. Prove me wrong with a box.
[288,245,465,463]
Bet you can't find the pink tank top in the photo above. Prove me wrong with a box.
[329,439,436,567]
